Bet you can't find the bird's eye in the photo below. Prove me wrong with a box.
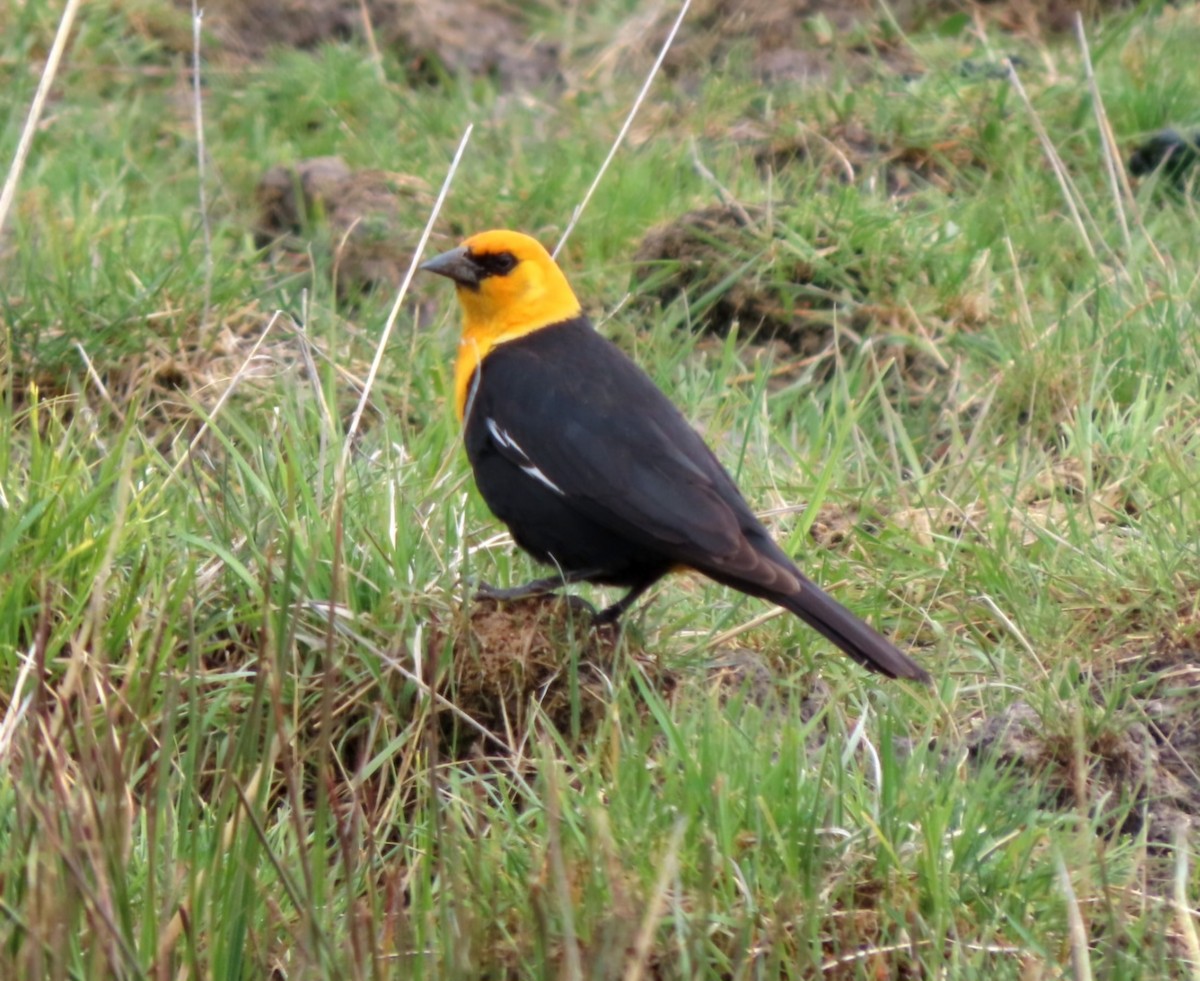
[476,251,518,278]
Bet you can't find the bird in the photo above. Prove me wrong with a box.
[420,229,929,682]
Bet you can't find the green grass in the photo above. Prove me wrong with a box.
[1,0,1198,978]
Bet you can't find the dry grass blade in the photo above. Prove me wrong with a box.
[1056,850,1094,981]
[977,593,1047,679]
[1006,59,1098,263]
[624,816,687,981]
[689,137,754,227]
[0,0,85,237]
[820,940,931,974]
[74,342,124,420]
[543,743,583,981]
[335,124,474,482]
[1175,824,1200,980]
[0,646,37,760]
[1072,14,1130,255]
[192,1,214,329]
[1072,13,1168,273]
[554,0,693,258]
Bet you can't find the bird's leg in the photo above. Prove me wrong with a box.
[593,578,657,626]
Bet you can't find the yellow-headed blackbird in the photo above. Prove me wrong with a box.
[421,230,928,682]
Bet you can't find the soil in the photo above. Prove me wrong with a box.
[163,0,1141,94]
[254,155,447,300]
[632,203,871,355]
[135,0,1148,108]
[616,0,1137,91]
[705,648,778,708]
[433,594,643,755]
[968,635,1200,847]
[753,120,987,198]
[654,0,878,84]
[183,0,559,89]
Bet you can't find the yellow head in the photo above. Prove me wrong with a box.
[421,230,584,418]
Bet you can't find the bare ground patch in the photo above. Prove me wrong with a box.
[632,203,957,397]
[178,0,560,89]
[432,594,670,756]
[621,0,913,86]
[753,119,988,199]
[632,203,869,355]
[254,155,450,302]
[968,634,1200,848]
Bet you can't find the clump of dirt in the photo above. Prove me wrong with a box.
[705,648,778,708]
[632,203,962,397]
[187,0,559,89]
[190,0,362,52]
[437,595,648,754]
[972,0,1142,36]
[633,203,869,356]
[753,120,985,198]
[968,637,1200,846]
[635,0,905,85]
[254,156,445,299]
[808,502,869,551]
[884,457,1139,550]
[256,156,358,244]
[384,0,559,90]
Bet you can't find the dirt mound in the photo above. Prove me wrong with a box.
[435,595,637,754]
[968,637,1200,846]
[632,203,874,355]
[254,156,447,299]
[613,0,1142,91]
[632,202,962,399]
[754,120,985,198]
[188,0,559,89]
[645,0,888,84]
[971,0,1142,36]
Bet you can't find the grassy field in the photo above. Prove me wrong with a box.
[1,0,1198,977]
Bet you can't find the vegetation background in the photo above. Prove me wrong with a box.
[0,0,1197,977]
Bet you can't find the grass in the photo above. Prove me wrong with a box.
[1,0,1198,977]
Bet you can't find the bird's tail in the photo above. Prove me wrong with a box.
[776,578,929,682]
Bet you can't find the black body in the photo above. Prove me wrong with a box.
[462,316,928,682]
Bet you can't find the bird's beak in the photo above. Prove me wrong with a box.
[420,245,480,288]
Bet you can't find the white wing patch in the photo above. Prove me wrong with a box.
[486,417,517,451]
[485,417,565,496]
[519,462,565,495]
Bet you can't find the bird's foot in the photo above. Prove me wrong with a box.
[471,576,564,603]
[471,579,599,622]
[469,578,633,634]
[561,594,600,619]
[591,603,626,628]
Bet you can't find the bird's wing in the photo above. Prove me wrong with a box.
[473,321,766,568]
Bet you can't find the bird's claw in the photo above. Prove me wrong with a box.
[470,576,577,605]
[468,579,607,626]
